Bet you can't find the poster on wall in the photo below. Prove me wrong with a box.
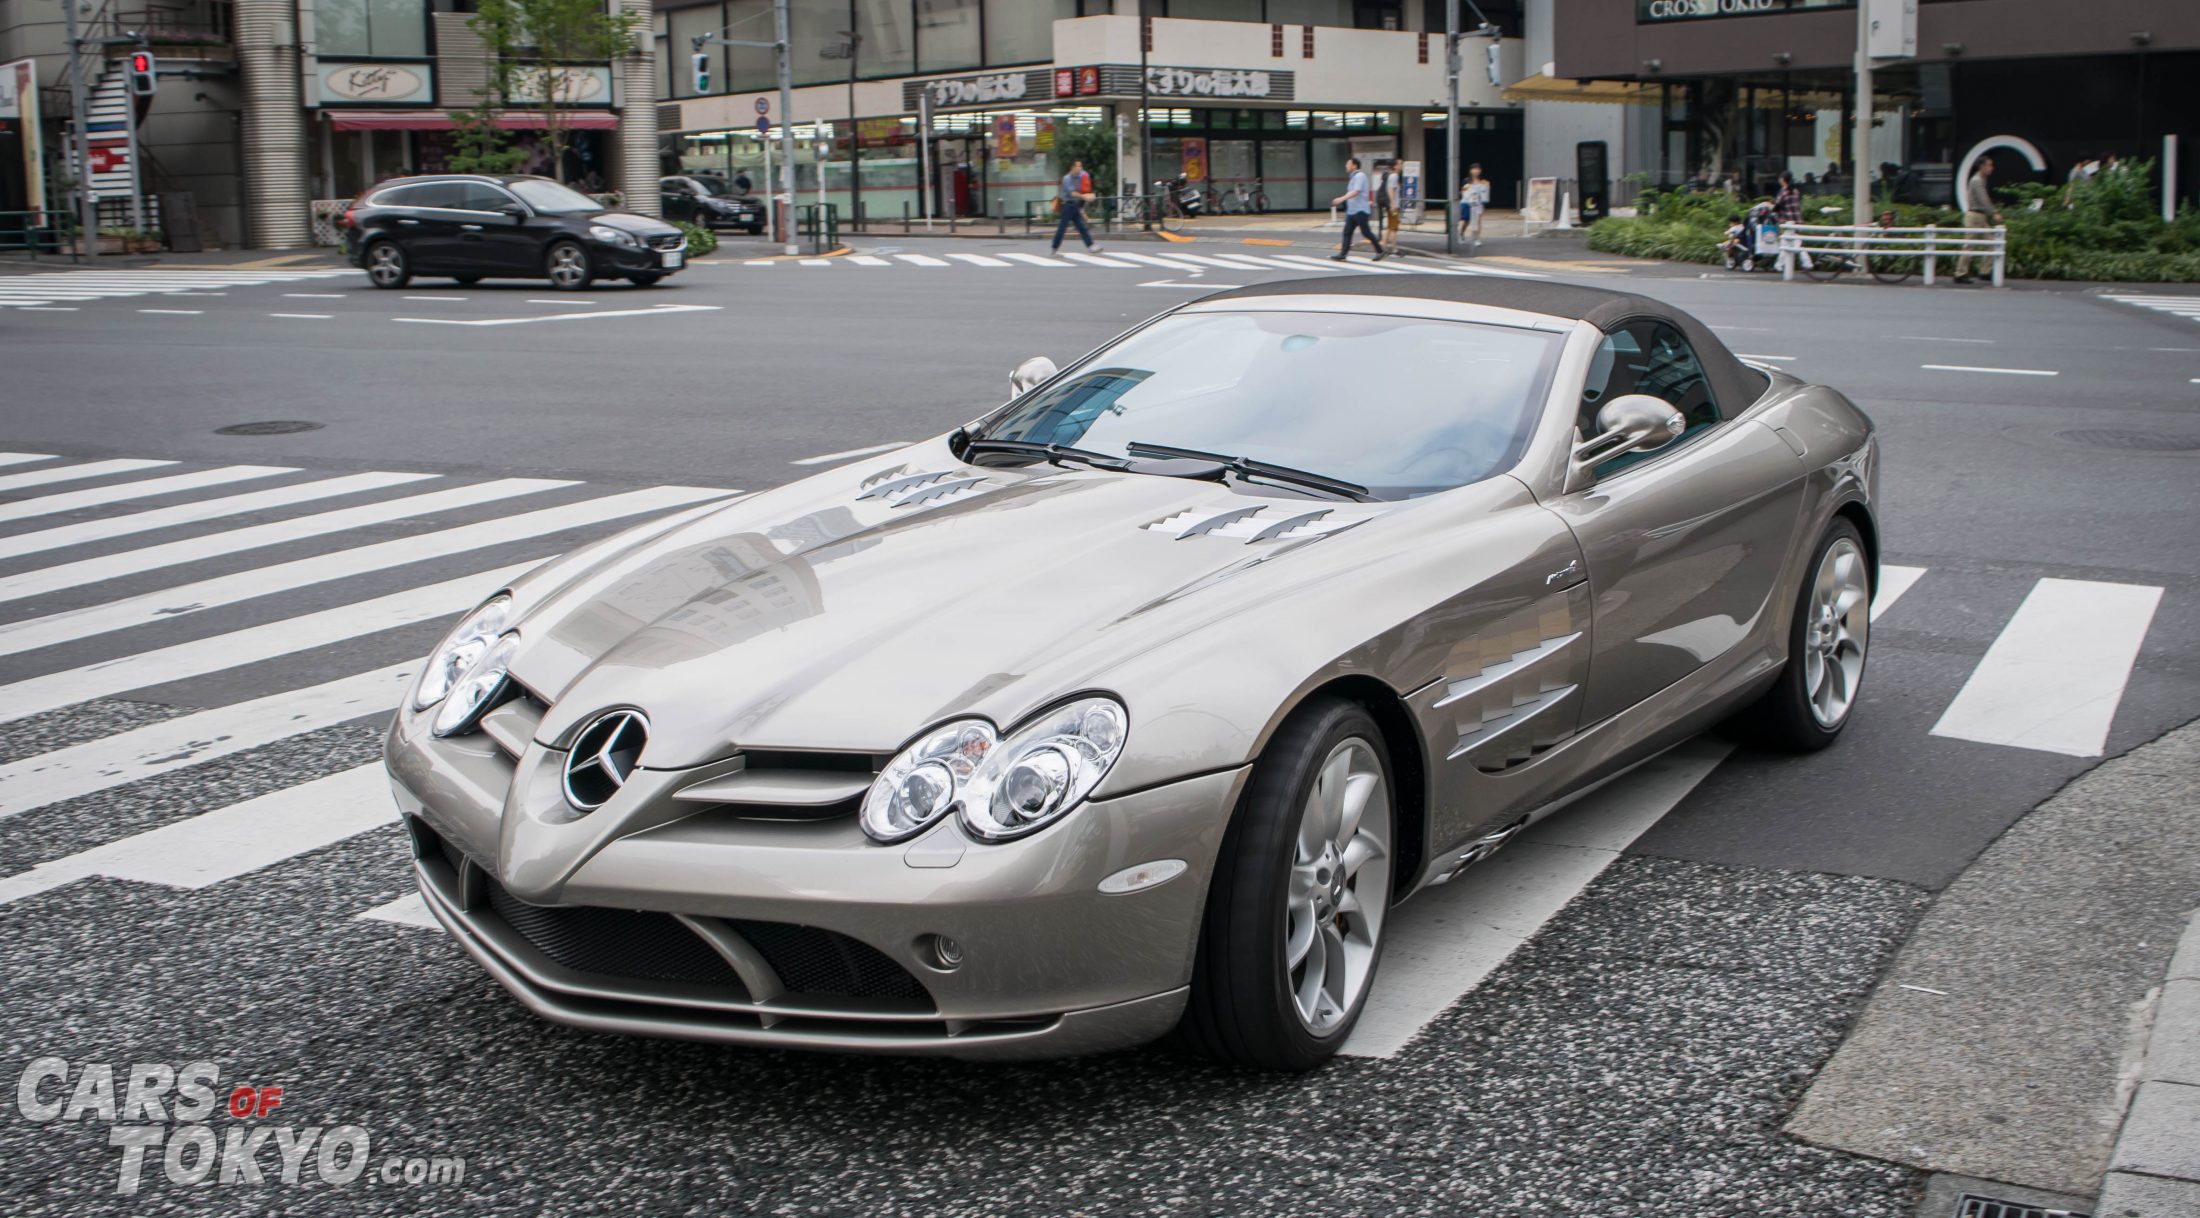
[1524,176,1557,222]
[0,59,44,218]
[993,114,1017,159]
[1034,117,1054,152]
[1181,137,1207,183]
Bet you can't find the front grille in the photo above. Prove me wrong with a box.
[647,234,684,250]
[485,879,741,988]
[725,920,928,1001]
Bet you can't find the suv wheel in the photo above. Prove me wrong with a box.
[545,240,593,291]
[364,240,410,289]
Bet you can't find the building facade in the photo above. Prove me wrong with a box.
[652,1,1536,221]
[1546,0,2198,203]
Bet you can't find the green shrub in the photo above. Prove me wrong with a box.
[676,221,718,257]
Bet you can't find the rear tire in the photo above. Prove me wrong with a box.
[1728,518,1871,752]
[363,240,409,289]
[544,240,593,291]
[1179,698,1395,1071]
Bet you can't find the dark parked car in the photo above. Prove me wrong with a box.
[660,175,765,234]
[343,174,688,291]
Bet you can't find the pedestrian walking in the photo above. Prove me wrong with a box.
[1375,159,1404,256]
[1954,156,2004,284]
[1771,170,1811,274]
[732,168,753,195]
[1331,156,1383,261]
[1050,157,1104,256]
[1458,164,1490,248]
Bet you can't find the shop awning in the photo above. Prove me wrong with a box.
[1500,74,1654,106]
[325,110,621,132]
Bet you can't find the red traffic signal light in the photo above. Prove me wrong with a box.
[128,51,157,96]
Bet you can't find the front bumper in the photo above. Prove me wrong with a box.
[590,238,686,276]
[386,705,1244,1060]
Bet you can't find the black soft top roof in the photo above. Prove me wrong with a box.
[1199,275,1770,412]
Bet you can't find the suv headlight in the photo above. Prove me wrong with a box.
[860,697,1129,844]
[412,595,510,711]
[587,224,640,249]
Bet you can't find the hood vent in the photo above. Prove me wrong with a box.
[854,469,987,510]
[1144,504,1369,544]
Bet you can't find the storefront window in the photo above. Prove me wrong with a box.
[1170,0,1263,19]
[855,0,915,79]
[916,0,980,73]
[319,0,428,58]
[790,0,855,87]
[1310,135,1351,203]
[1261,140,1308,209]
[1266,0,1352,25]
[984,0,1069,66]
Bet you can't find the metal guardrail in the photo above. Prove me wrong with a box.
[797,203,838,254]
[0,211,80,259]
[1779,223,2007,286]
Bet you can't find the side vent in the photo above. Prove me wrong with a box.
[1142,504,1369,544]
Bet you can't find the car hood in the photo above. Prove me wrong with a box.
[587,210,682,236]
[703,194,762,209]
[506,439,1400,767]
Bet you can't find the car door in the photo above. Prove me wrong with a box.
[456,182,539,274]
[396,182,472,271]
[659,178,696,224]
[366,184,445,268]
[1546,319,1807,726]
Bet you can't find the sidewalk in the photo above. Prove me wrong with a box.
[1786,719,2200,1216]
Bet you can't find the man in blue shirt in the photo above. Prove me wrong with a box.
[1051,158,1105,255]
[1330,155,1383,261]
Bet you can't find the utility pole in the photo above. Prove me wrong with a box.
[1444,0,1459,256]
[61,0,97,262]
[1851,0,1871,227]
[839,26,860,227]
[1137,0,1149,231]
[693,0,797,254]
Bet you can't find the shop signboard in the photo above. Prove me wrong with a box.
[994,114,1017,158]
[317,61,435,106]
[506,65,613,107]
[1181,138,1207,182]
[1401,160,1422,225]
[1056,66,1296,103]
[1524,177,1558,222]
[0,59,43,219]
[900,70,1050,112]
[1034,117,1054,151]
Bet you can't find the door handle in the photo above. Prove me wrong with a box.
[396,218,420,226]
[460,224,484,232]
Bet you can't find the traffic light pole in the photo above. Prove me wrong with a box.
[124,42,148,231]
[694,0,796,255]
[61,0,97,262]
[1444,1,1501,258]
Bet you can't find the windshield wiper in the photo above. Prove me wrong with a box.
[961,438,1133,472]
[1124,442,1373,502]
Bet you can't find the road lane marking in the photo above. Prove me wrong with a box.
[998,253,1069,267]
[1872,564,1927,621]
[1341,736,1734,1058]
[0,485,736,659]
[361,892,437,927]
[1271,253,1415,275]
[1895,335,1994,344]
[391,304,722,327]
[1140,279,1239,289]
[891,253,950,267]
[0,477,571,605]
[1108,251,1214,272]
[1059,252,1139,268]
[1920,364,2058,376]
[0,470,434,556]
[526,299,599,305]
[284,293,347,299]
[0,454,57,468]
[1931,578,2162,757]
[791,442,908,466]
[948,253,1011,267]
[799,259,836,267]
[138,308,202,315]
[268,313,332,319]
[1169,253,1277,271]
[15,306,78,311]
[0,765,392,908]
[0,465,292,526]
[0,458,177,494]
[0,665,414,822]
[846,256,891,266]
[0,562,538,728]
[402,295,470,301]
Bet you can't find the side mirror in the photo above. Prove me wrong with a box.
[500,204,527,221]
[1008,355,1058,400]
[1566,393,1686,491]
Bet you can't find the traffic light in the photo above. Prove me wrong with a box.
[128,50,157,97]
[690,52,710,94]
[1484,40,1501,87]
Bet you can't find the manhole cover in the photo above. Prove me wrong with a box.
[214,420,323,436]
[2053,428,2200,452]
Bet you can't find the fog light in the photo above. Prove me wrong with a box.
[923,934,965,971]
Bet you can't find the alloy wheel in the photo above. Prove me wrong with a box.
[1804,537,1870,728]
[1284,737,1391,1035]
[366,244,404,287]
[547,245,588,289]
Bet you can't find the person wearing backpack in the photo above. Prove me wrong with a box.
[1051,158,1105,256]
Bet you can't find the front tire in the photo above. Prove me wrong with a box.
[544,240,593,291]
[1730,518,1871,751]
[363,240,409,289]
[1180,698,1394,1071]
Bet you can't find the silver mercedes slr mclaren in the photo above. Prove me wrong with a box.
[386,278,1878,1071]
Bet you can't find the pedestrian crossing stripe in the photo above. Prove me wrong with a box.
[2106,295,2200,322]
[0,269,354,309]
[0,461,2165,1064]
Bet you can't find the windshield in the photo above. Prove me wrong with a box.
[979,310,1562,499]
[507,178,604,215]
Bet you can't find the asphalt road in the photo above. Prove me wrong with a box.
[0,242,2193,1215]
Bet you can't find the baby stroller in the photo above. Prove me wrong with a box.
[1723,203,1780,272]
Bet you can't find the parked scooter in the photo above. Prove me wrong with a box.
[1159,176,1205,219]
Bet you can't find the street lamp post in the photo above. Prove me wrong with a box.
[1445,1,1501,257]
[1137,0,1150,231]
[1852,0,1872,227]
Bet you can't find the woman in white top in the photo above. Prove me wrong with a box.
[1458,164,1491,247]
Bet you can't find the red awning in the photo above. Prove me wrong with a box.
[326,110,621,132]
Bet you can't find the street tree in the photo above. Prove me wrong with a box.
[455,0,639,183]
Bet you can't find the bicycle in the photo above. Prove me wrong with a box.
[1213,180,1269,215]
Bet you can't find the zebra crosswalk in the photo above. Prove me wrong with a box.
[0,268,355,309]
[737,249,1547,279]
[2105,293,2200,325]
[0,455,2167,1007]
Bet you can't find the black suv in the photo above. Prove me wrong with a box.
[343,174,687,291]
[660,175,765,234]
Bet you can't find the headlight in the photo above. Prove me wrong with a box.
[431,632,519,738]
[859,697,1128,844]
[587,224,640,249]
[412,595,511,711]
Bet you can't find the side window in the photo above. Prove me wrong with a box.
[368,184,425,208]
[457,182,516,212]
[407,182,467,210]
[1578,320,1720,442]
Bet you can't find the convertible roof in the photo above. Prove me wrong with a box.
[1199,275,1772,411]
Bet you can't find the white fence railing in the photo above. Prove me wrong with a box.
[1778,223,2008,286]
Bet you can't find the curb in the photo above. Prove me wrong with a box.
[2097,909,2200,1217]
